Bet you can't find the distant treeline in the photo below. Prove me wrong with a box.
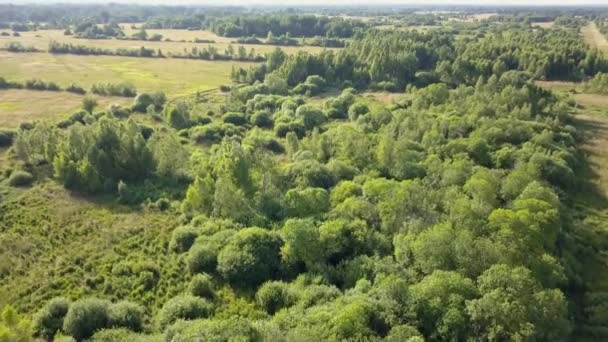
[236,33,346,48]
[144,14,366,38]
[0,76,137,97]
[46,41,264,62]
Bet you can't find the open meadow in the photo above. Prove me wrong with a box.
[0,89,131,128]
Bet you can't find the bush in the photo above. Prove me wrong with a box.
[107,302,144,332]
[251,110,274,128]
[187,244,218,274]
[8,170,34,187]
[170,226,199,253]
[66,84,86,95]
[222,112,248,126]
[256,281,294,314]
[34,297,71,341]
[165,318,260,342]
[0,129,15,147]
[91,328,160,342]
[217,228,283,287]
[158,295,214,329]
[189,273,215,299]
[63,298,110,341]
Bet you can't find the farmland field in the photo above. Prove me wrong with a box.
[0,89,131,128]
[0,50,244,96]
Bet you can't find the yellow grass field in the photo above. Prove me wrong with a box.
[0,28,335,56]
[0,89,131,128]
[0,50,245,96]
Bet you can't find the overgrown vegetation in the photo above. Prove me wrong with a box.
[2,5,608,342]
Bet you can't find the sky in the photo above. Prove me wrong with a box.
[3,0,608,5]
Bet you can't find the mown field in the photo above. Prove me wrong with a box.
[0,89,131,128]
[582,22,608,53]
[0,28,335,55]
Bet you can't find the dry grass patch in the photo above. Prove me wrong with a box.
[0,89,131,128]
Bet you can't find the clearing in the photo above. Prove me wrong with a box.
[0,89,130,128]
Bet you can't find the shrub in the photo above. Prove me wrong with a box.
[8,170,34,187]
[165,318,260,342]
[170,226,199,253]
[63,298,110,341]
[188,274,215,299]
[0,129,15,147]
[158,295,213,329]
[217,228,283,287]
[187,244,218,274]
[108,301,145,332]
[34,297,71,341]
[222,112,248,126]
[256,281,294,314]
[251,110,274,128]
[91,328,160,342]
[66,84,86,95]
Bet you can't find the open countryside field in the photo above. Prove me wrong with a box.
[0,50,244,96]
[0,89,131,128]
[0,28,335,55]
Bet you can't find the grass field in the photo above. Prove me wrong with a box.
[0,89,131,128]
[582,22,608,53]
[0,28,335,56]
[0,50,244,97]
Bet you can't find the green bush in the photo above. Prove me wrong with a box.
[165,318,260,342]
[169,226,198,253]
[0,129,15,147]
[34,297,71,341]
[187,244,219,274]
[63,298,110,341]
[217,227,283,287]
[158,295,214,329]
[256,281,294,314]
[108,301,145,332]
[188,273,215,299]
[8,170,34,187]
[222,112,248,126]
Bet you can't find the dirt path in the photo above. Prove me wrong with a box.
[582,22,608,53]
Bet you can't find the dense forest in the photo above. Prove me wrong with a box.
[1,4,608,342]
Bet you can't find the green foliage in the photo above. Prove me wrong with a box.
[52,118,155,194]
[0,306,33,342]
[188,274,215,299]
[217,227,282,286]
[108,301,145,332]
[158,295,214,329]
[33,297,70,341]
[8,171,34,187]
[165,318,260,342]
[256,281,295,314]
[62,298,110,341]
